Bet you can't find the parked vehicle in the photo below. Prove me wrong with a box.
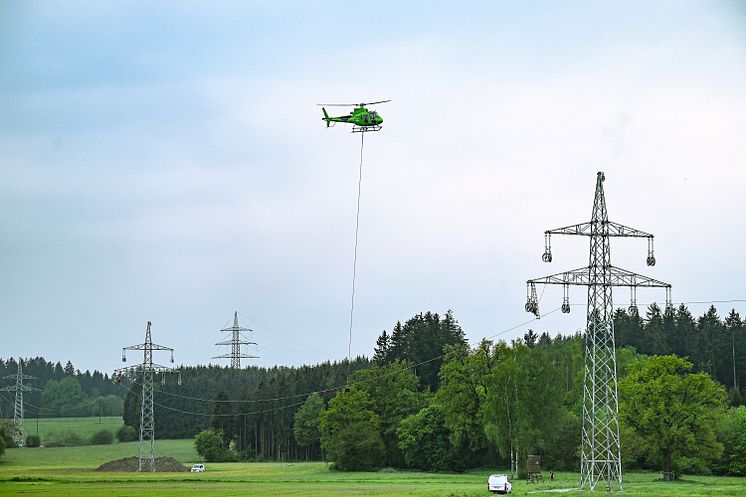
[487,474,512,494]
[190,464,205,472]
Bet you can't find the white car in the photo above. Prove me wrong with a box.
[190,464,205,472]
[488,474,512,494]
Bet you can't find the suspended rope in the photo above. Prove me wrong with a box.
[347,132,364,378]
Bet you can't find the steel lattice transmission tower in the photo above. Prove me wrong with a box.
[213,311,257,368]
[525,172,672,492]
[114,321,180,472]
[1,360,38,448]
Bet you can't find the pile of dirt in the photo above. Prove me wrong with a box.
[96,456,188,472]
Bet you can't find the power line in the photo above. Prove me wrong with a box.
[113,382,308,418]
[559,299,746,309]
[238,311,331,363]
[113,308,560,408]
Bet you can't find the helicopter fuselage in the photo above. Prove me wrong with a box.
[322,106,383,128]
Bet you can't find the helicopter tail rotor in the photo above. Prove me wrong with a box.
[322,107,330,128]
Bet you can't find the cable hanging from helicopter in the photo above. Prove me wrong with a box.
[318,99,390,378]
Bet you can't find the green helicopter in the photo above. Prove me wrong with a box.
[318,100,390,132]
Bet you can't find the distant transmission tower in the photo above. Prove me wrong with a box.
[525,172,671,492]
[114,321,180,472]
[1,360,38,448]
[213,311,257,368]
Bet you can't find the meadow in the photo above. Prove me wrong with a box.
[1,438,745,497]
[28,416,123,442]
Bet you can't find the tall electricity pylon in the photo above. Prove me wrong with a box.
[1,360,38,447]
[114,321,180,472]
[525,172,672,492]
[213,311,257,368]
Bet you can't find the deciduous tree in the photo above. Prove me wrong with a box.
[397,405,451,471]
[293,393,324,460]
[319,389,384,471]
[619,355,726,476]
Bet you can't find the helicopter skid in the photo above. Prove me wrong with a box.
[351,125,382,133]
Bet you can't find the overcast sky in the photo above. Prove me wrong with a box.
[1,1,745,374]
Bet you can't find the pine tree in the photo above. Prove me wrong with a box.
[645,303,669,355]
[523,329,538,348]
[210,389,235,449]
[697,306,722,378]
[373,330,390,364]
[613,308,629,349]
[675,304,697,361]
[627,306,645,352]
[724,310,743,393]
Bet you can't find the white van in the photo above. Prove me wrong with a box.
[190,464,205,472]
[487,474,512,494]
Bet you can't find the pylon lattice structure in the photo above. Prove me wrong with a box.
[1,360,38,448]
[212,311,257,368]
[114,321,180,472]
[525,172,672,492]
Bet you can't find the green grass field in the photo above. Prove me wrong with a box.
[29,416,124,443]
[1,438,745,497]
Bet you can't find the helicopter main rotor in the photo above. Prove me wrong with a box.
[317,100,391,107]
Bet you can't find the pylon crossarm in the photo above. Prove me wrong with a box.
[3,374,37,381]
[528,266,671,288]
[1,385,38,392]
[149,363,179,374]
[607,266,671,288]
[528,267,592,286]
[114,364,143,376]
[212,353,259,360]
[114,363,177,376]
[220,326,252,332]
[606,221,653,238]
[124,343,173,352]
[546,220,652,238]
[214,340,256,346]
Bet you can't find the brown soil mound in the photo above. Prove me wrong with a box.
[97,456,189,472]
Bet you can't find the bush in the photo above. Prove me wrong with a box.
[0,420,18,449]
[25,434,41,447]
[194,429,234,462]
[326,421,385,471]
[90,429,114,445]
[116,425,137,442]
[45,430,86,447]
[0,435,5,458]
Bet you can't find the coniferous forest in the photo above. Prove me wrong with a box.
[2,305,745,477]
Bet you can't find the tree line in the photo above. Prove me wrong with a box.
[0,357,123,418]
[614,304,745,402]
[122,357,371,455]
[187,307,745,478]
[5,304,745,478]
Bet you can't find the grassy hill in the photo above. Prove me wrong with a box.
[30,416,124,443]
